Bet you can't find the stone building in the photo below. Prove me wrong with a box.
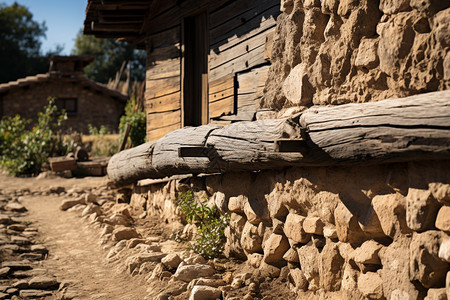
[86,1,450,299]
[0,55,128,134]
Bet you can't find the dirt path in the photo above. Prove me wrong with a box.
[21,195,148,300]
[0,173,149,299]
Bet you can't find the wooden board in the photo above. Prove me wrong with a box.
[146,59,180,80]
[147,110,181,130]
[145,92,181,113]
[147,123,181,141]
[108,90,450,186]
[208,74,235,119]
[145,76,180,99]
[209,96,235,118]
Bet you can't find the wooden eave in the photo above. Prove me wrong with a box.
[84,0,153,48]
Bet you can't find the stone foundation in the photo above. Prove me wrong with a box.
[131,160,450,299]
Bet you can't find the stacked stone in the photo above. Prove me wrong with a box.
[0,190,59,299]
[262,0,449,110]
[204,161,450,299]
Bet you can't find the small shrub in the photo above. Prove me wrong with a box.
[119,97,146,147]
[0,98,73,175]
[177,190,229,259]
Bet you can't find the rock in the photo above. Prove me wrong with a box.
[213,192,227,214]
[112,226,140,242]
[282,247,299,263]
[2,261,31,270]
[19,253,42,260]
[283,213,310,243]
[174,264,215,282]
[289,268,308,291]
[229,213,246,235]
[109,203,132,218]
[60,198,84,211]
[263,233,290,266]
[247,253,263,268]
[424,288,447,300]
[28,276,58,289]
[355,38,379,69]
[303,217,324,235]
[429,183,450,205]
[357,272,384,299]
[411,0,450,14]
[0,215,12,225]
[323,225,338,239]
[7,224,26,231]
[447,272,450,299]
[81,203,101,217]
[267,187,288,219]
[406,188,440,232]
[334,202,366,245]
[161,253,182,270]
[379,0,410,14]
[107,214,131,226]
[371,193,410,238]
[228,195,245,214]
[5,202,27,212]
[282,63,314,106]
[319,242,344,291]
[410,231,449,288]
[85,192,97,204]
[12,280,28,289]
[341,263,359,296]
[126,253,166,273]
[240,222,263,253]
[439,238,450,262]
[189,285,221,300]
[184,254,207,265]
[243,200,263,225]
[353,240,383,265]
[30,244,48,254]
[436,206,450,232]
[126,238,146,249]
[0,268,9,277]
[297,243,320,291]
[19,290,53,298]
[258,262,281,278]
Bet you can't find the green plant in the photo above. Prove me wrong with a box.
[0,98,73,175]
[177,190,229,259]
[119,97,146,147]
[88,124,111,136]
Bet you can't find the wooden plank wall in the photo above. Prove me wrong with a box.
[145,27,181,141]
[143,0,280,139]
[207,0,280,119]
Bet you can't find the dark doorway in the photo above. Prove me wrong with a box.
[183,11,208,126]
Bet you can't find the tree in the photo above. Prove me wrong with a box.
[0,2,61,83]
[72,30,146,84]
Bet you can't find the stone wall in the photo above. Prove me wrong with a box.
[131,160,450,299]
[2,81,124,134]
[261,0,450,110]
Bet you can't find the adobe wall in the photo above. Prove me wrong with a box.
[2,81,124,134]
[131,160,450,299]
[261,0,450,111]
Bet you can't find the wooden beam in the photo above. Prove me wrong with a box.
[107,91,450,186]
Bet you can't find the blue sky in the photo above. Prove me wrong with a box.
[3,0,87,54]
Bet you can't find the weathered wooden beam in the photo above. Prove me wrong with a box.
[107,91,450,186]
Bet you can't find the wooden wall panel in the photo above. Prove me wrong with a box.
[145,26,182,141]
[208,74,235,119]
[235,65,270,118]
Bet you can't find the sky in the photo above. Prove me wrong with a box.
[3,0,87,55]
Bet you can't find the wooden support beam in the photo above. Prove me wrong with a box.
[107,91,450,186]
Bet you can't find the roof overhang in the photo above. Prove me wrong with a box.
[84,0,153,49]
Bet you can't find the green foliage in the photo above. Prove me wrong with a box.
[72,30,145,84]
[177,191,229,259]
[0,98,73,175]
[119,97,146,147]
[0,2,62,83]
[88,124,111,136]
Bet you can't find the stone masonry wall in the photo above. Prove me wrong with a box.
[261,0,450,110]
[2,81,124,134]
[132,160,450,299]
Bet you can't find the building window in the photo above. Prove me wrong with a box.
[56,98,77,115]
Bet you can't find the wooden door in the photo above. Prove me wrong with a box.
[183,11,208,126]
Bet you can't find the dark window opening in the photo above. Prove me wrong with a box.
[183,11,208,127]
[56,98,77,115]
